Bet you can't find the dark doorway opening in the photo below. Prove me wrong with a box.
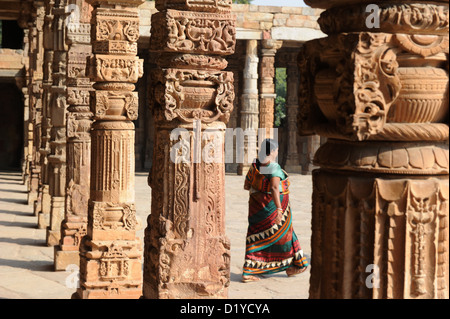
[0,20,24,49]
[0,82,24,170]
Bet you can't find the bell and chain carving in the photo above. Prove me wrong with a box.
[144,0,235,299]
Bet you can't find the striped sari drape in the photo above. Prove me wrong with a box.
[243,164,308,276]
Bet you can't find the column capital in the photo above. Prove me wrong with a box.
[86,0,145,8]
[261,39,283,52]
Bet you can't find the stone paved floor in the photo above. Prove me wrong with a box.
[0,170,312,299]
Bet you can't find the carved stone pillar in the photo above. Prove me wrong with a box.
[36,0,55,229]
[27,2,46,206]
[46,0,69,246]
[54,0,93,271]
[73,0,144,299]
[144,0,236,299]
[238,39,259,175]
[298,135,321,174]
[284,51,302,173]
[259,39,282,136]
[20,26,32,186]
[300,0,449,299]
[225,44,244,174]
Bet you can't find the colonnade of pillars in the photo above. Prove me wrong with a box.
[18,0,449,299]
[227,39,320,176]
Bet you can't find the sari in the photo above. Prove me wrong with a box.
[242,162,309,277]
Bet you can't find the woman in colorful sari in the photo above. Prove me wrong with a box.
[242,138,309,283]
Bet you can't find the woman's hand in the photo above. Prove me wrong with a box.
[270,177,283,224]
[275,208,283,224]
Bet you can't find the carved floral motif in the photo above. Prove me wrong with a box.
[150,10,236,55]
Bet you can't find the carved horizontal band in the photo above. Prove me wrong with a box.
[155,0,232,13]
[88,55,144,83]
[93,14,140,44]
[67,112,92,140]
[87,0,145,8]
[314,139,449,175]
[68,88,91,106]
[93,40,138,55]
[150,9,236,55]
[91,90,138,120]
[156,53,228,70]
[318,3,449,35]
[67,23,91,45]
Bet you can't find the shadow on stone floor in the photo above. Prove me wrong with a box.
[0,258,54,272]
[0,188,27,194]
[230,271,243,283]
[0,209,33,217]
[0,180,23,186]
[0,220,36,228]
[0,197,27,205]
[0,237,46,247]
[0,173,22,181]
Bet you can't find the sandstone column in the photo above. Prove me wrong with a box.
[19,1,33,186]
[299,0,449,299]
[19,26,31,186]
[284,51,302,173]
[27,2,45,206]
[35,0,55,229]
[46,0,69,246]
[259,39,282,137]
[73,0,144,299]
[225,51,243,174]
[144,0,236,299]
[54,0,93,270]
[238,39,259,175]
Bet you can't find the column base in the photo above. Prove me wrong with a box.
[46,229,61,247]
[72,288,142,299]
[54,247,80,271]
[143,281,228,300]
[37,211,50,229]
[27,169,40,206]
[27,192,38,206]
[237,164,251,176]
[284,164,302,174]
[46,196,65,246]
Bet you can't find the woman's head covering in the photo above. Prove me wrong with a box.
[256,138,279,169]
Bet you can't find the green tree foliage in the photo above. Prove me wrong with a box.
[274,68,287,127]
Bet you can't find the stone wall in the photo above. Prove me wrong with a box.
[137,2,325,45]
[0,48,24,77]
